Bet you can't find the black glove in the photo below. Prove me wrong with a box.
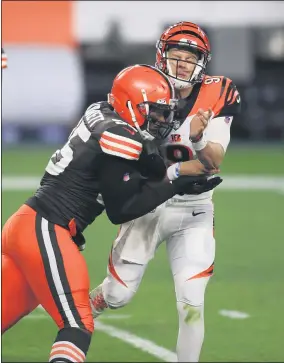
[138,141,166,180]
[172,175,223,195]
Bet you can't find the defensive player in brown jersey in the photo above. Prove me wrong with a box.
[90,22,241,362]
[1,64,222,362]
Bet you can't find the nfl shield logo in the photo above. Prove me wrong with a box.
[123,173,130,182]
[224,116,232,124]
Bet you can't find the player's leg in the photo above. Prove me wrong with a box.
[1,215,39,333]
[90,213,162,317]
[10,206,93,362]
[90,241,149,317]
[166,205,215,362]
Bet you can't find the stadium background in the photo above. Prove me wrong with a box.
[1,1,284,361]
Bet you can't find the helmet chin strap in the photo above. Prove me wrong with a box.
[127,100,154,141]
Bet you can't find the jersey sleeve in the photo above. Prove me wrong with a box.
[213,77,241,117]
[99,125,143,161]
[205,116,233,152]
[98,153,175,224]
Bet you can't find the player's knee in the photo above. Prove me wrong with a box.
[177,275,211,307]
[103,279,136,309]
[56,290,94,333]
[177,301,203,325]
[81,313,94,333]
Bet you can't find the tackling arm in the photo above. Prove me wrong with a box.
[99,154,222,224]
[98,154,176,224]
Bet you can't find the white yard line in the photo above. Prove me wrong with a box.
[29,306,177,362]
[2,175,284,191]
[219,309,250,319]
[96,321,177,362]
[4,174,280,361]
[101,314,132,320]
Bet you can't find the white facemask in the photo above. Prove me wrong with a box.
[166,53,205,90]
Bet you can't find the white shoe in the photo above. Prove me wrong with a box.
[89,284,108,319]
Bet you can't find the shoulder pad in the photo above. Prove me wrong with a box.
[99,124,143,161]
[211,77,241,117]
[83,102,118,132]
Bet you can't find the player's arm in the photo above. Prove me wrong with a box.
[99,154,222,224]
[98,153,176,224]
[98,125,176,223]
[98,125,222,224]
[167,159,219,180]
[195,131,227,170]
[192,80,241,169]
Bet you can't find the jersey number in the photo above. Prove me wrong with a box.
[204,77,221,85]
[166,144,194,162]
[46,119,90,176]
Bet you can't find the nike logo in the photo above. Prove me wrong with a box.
[123,127,135,136]
[192,211,205,217]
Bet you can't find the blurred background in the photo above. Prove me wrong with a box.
[2,0,284,144]
[1,1,284,362]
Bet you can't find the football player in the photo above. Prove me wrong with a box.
[2,64,221,362]
[90,22,241,362]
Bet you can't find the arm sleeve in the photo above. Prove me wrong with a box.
[214,78,241,118]
[205,78,241,152]
[98,154,175,225]
[204,116,233,152]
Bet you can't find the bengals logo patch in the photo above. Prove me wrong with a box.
[171,134,181,142]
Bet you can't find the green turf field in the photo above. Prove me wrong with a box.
[2,146,284,362]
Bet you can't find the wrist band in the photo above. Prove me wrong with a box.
[190,133,203,143]
[191,135,208,151]
[167,162,181,181]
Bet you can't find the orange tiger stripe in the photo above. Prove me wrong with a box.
[187,263,214,280]
[108,247,127,287]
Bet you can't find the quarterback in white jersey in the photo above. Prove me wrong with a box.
[90,22,241,362]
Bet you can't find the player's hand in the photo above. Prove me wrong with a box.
[139,152,166,180]
[180,159,220,176]
[172,175,223,195]
[139,143,167,180]
[190,108,213,140]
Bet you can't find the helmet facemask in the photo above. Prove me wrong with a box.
[137,100,178,140]
[157,38,211,90]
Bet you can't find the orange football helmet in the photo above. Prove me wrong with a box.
[108,64,178,140]
[156,21,211,89]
